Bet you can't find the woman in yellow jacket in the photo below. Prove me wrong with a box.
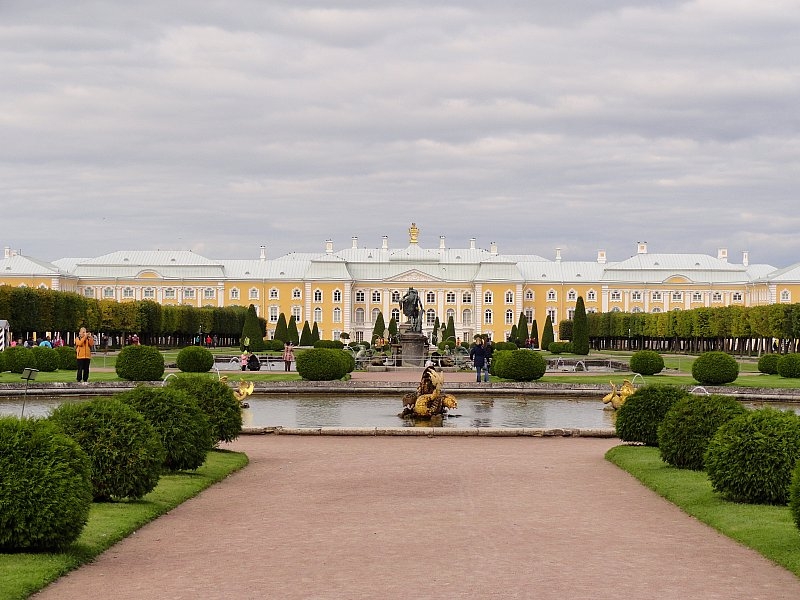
[75,327,95,383]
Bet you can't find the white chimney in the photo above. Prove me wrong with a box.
[351,236,358,249]
[259,245,266,261]
[325,240,333,254]
[597,250,607,264]
[717,248,728,262]
[742,250,749,267]
[439,235,446,250]
[555,247,562,262]
[637,241,648,255]
[490,242,498,255]
[470,238,476,250]
[3,246,10,259]
[382,236,389,250]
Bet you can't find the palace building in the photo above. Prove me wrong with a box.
[3,223,800,343]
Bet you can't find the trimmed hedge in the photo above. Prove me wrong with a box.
[55,345,78,370]
[777,353,800,378]
[2,346,35,374]
[166,376,243,444]
[493,341,518,351]
[790,462,800,530]
[31,346,59,372]
[296,348,350,380]
[629,350,664,376]
[115,344,165,381]
[657,394,747,470]
[615,384,689,446]
[492,349,546,381]
[547,342,573,354]
[314,340,345,349]
[49,398,165,501]
[691,351,739,385]
[118,386,213,471]
[0,416,92,550]
[0,350,4,372]
[175,346,215,373]
[705,408,800,505]
[757,353,780,375]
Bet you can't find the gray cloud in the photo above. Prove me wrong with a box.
[1,0,799,267]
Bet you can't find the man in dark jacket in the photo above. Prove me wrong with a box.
[469,337,489,383]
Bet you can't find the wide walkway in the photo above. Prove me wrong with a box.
[33,436,800,599]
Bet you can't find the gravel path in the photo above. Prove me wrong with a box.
[32,435,800,600]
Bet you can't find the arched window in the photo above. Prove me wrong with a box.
[567,289,576,301]
[732,292,742,301]
[632,306,642,313]
[103,286,115,298]
[462,309,472,325]
[391,308,400,322]
[671,291,683,301]
[204,288,215,300]
[651,291,662,301]
[372,291,381,303]
[484,309,493,324]
[712,291,722,302]
[505,309,514,324]
[462,292,472,303]
[484,291,493,304]
[249,288,259,300]
[586,290,596,301]
[391,290,401,302]
[84,287,94,297]
[269,288,279,299]
[446,308,455,321]
[292,288,302,299]
[333,289,342,302]
[164,288,175,299]
[184,288,196,299]
[547,289,556,301]
[426,309,436,325]
[505,291,514,303]
[143,287,155,299]
[292,306,302,321]
[631,291,642,301]
[230,288,240,300]
[372,308,381,322]
[313,307,323,322]
[269,306,279,322]
[652,307,662,313]
[426,291,436,304]
[123,287,134,298]
[611,307,621,312]
[313,289,322,302]
[525,290,534,301]
[333,307,342,322]
[446,291,456,303]
[781,290,791,302]
[355,308,365,324]
[355,290,365,302]
[692,292,702,302]
[610,291,621,301]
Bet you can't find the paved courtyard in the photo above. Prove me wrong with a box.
[32,435,800,600]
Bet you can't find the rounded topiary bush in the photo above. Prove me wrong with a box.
[118,386,213,471]
[338,349,355,374]
[657,394,747,470]
[705,408,800,505]
[757,353,780,375]
[166,376,242,444]
[547,342,572,354]
[0,416,92,550]
[615,384,689,446]
[495,350,546,382]
[489,349,513,377]
[790,461,800,530]
[55,345,78,370]
[31,346,59,372]
[493,341,518,351]
[269,339,285,351]
[3,346,35,374]
[49,398,165,501]
[296,348,349,380]
[629,350,665,376]
[175,346,215,373]
[691,351,739,385]
[115,344,165,381]
[777,353,800,379]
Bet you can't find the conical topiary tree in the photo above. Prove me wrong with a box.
[300,321,313,346]
[311,322,320,343]
[517,313,529,347]
[509,324,518,344]
[431,316,440,343]
[541,315,554,351]
[241,304,266,351]
[572,296,589,355]
[274,313,288,344]
[287,315,300,345]
[372,311,386,344]
[531,319,539,348]
[388,316,398,341]
[445,315,456,344]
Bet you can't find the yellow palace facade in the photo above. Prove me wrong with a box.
[3,224,800,343]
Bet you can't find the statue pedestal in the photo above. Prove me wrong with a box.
[399,332,427,368]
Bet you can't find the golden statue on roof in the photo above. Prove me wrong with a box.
[408,222,419,244]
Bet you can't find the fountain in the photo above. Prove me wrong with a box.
[399,366,458,421]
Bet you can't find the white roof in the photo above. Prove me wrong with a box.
[1,255,68,276]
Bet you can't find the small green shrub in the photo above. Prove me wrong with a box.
[757,353,780,375]
[790,461,800,530]
[548,342,572,354]
[166,376,242,444]
[615,384,689,446]
[2,346,35,374]
[777,353,800,378]
[118,386,213,471]
[657,394,747,470]
[49,398,165,501]
[55,345,78,370]
[296,348,349,380]
[494,349,546,381]
[0,416,92,550]
[175,346,215,373]
[31,346,59,372]
[115,344,165,381]
[629,350,664,376]
[691,351,739,385]
[705,408,800,505]
[269,339,285,351]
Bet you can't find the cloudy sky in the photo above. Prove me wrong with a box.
[2,1,799,267]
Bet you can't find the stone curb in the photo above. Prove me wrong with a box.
[241,426,617,437]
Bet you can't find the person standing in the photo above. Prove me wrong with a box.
[75,327,94,383]
[469,336,489,383]
[283,342,295,372]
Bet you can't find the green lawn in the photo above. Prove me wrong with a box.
[606,445,800,577]
[0,449,248,600]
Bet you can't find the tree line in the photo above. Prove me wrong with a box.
[0,286,265,347]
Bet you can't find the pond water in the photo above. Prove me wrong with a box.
[2,394,616,429]
[4,394,798,430]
